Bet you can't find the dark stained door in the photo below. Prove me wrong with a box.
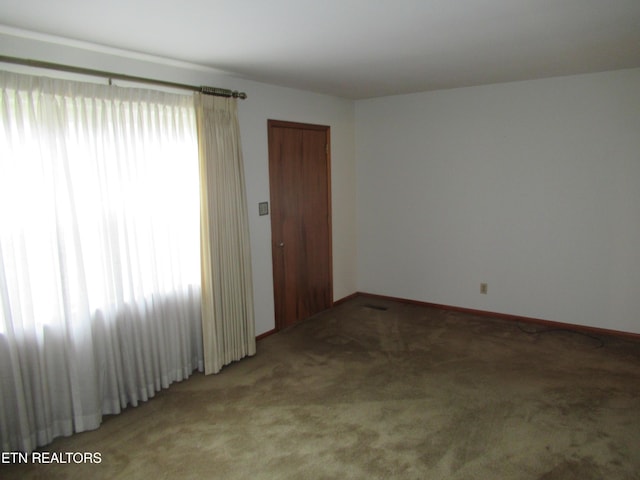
[268,120,332,330]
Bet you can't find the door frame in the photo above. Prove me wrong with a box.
[267,119,333,331]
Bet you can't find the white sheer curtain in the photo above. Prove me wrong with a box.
[0,71,203,453]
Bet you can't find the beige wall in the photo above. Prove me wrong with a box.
[356,69,640,334]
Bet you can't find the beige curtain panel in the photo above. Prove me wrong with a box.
[195,94,256,375]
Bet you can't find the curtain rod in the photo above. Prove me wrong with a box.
[0,54,247,99]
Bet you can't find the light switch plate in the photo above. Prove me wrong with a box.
[258,201,269,216]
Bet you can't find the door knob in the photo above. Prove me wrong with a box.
[278,242,285,248]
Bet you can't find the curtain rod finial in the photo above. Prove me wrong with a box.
[199,86,247,99]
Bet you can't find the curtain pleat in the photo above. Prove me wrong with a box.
[195,94,256,375]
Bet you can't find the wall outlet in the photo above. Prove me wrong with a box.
[480,283,488,294]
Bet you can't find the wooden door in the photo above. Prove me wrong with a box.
[268,120,332,330]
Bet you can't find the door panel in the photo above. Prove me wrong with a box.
[268,120,332,330]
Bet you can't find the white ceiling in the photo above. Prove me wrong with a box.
[1,0,639,99]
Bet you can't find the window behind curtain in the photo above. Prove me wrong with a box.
[0,70,203,453]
